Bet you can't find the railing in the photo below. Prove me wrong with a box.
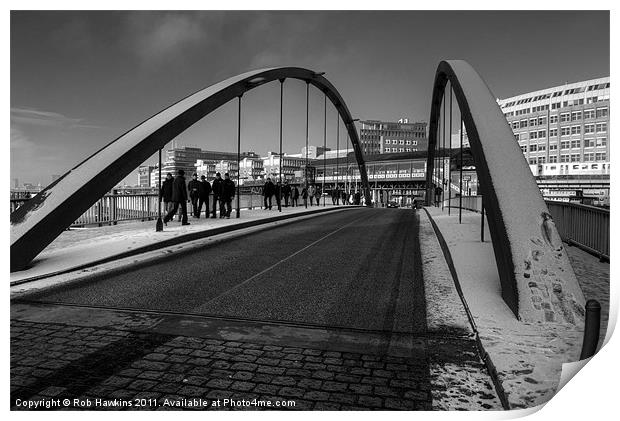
[442,195,610,260]
[11,192,264,227]
[545,200,610,260]
[445,195,483,212]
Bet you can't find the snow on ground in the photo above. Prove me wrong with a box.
[425,206,598,409]
[10,205,348,284]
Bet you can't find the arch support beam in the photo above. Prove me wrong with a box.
[425,60,585,324]
[11,67,372,271]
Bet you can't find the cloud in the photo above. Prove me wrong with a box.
[10,107,103,129]
[123,12,224,65]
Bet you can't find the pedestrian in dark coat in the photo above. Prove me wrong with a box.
[282,181,291,207]
[275,181,282,210]
[221,173,236,218]
[159,173,174,213]
[197,175,211,218]
[341,189,347,205]
[188,173,201,217]
[263,177,275,210]
[315,185,322,206]
[291,185,299,207]
[211,172,223,218]
[301,186,309,208]
[163,169,189,225]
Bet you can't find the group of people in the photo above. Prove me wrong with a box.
[159,170,236,225]
[261,178,362,208]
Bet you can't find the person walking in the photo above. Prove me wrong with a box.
[315,185,322,206]
[301,185,309,208]
[221,172,235,218]
[188,173,201,218]
[434,184,443,207]
[282,180,291,207]
[354,191,361,205]
[211,172,223,218]
[263,177,275,210]
[163,169,189,225]
[275,180,282,210]
[341,188,347,205]
[197,175,211,218]
[308,184,316,207]
[159,172,174,215]
[291,185,299,207]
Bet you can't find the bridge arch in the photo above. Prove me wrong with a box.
[425,60,585,323]
[10,67,372,271]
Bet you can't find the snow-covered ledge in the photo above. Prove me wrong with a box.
[425,60,586,324]
[10,67,372,271]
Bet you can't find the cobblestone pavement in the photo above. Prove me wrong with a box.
[11,319,434,411]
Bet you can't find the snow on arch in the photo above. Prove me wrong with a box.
[10,67,372,271]
[425,60,585,324]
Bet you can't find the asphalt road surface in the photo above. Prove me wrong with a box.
[25,208,425,333]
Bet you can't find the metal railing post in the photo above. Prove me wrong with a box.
[580,299,601,359]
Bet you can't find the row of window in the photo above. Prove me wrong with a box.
[527,152,607,164]
[512,107,608,128]
[520,137,607,152]
[384,147,416,153]
[503,82,609,108]
[385,139,418,146]
[504,94,608,116]
[515,122,608,139]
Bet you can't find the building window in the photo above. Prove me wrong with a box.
[549,143,558,151]
[529,158,537,164]
[596,107,608,118]
[570,126,581,135]
[560,127,570,137]
[538,144,546,151]
[520,145,527,153]
[549,128,558,137]
[512,121,519,130]
[385,148,390,152]
[584,109,595,119]
[570,154,580,162]
[596,138,607,147]
[561,141,570,149]
[596,152,607,161]
[571,111,582,121]
[529,118,537,126]
[584,153,595,162]
[538,156,546,164]
[538,130,546,138]
[584,124,595,134]
[519,119,528,128]
[529,131,538,139]
[570,140,581,149]
[596,123,607,133]
[538,116,547,125]
[549,115,559,124]
[530,144,538,152]
[514,133,520,141]
[584,139,596,148]
[549,155,558,163]
[560,113,570,122]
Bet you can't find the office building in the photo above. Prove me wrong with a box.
[498,77,610,178]
[359,118,427,155]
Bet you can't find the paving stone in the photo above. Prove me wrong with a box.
[232,371,254,381]
[329,392,357,405]
[384,397,415,410]
[127,379,158,391]
[271,376,297,386]
[253,383,279,395]
[230,362,257,371]
[348,383,373,395]
[312,370,334,380]
[321,381,348,392]
[256,357,279,366]
[278,387,304,398]
[177,385,209,397]
[257,366,285,375]
[358,395,383,408]
[230,381,255,392]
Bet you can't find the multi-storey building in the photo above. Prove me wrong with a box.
[359,118,427,155]
[262,152,309,180]
[137,165,157,187]
[161,146,259,178]
[498,77,610,178]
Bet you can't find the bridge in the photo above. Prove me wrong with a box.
[10,61,608,411]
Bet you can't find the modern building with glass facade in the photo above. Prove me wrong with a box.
[497,77,610,178]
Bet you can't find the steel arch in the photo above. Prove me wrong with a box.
[425,60,585,323]
[10,67,372,271]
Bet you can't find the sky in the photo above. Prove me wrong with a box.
[10,10,609,187]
